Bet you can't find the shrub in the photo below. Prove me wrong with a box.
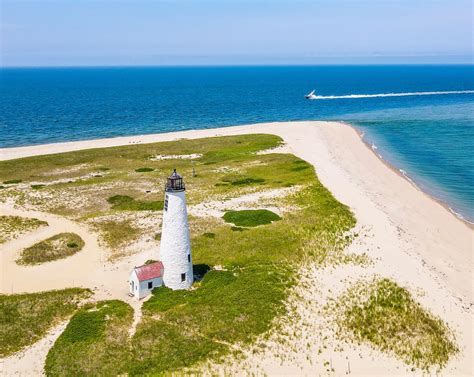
[221,176,265,186]
[223,209,281,227]
[135,167,154,172]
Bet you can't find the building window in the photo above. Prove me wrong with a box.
[148,281,153,289]
[188,254,191,263]
[181,273,186,282]
[164,195,169,211]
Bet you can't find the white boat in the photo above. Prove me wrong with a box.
[305,89,317,100]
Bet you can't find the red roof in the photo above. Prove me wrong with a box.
[134,261,164,281]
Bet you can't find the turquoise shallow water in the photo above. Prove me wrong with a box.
[0,65,473,221]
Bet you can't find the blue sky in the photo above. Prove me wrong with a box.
[1,0,472,66]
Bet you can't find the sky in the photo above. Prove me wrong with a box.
[1,0,472,67]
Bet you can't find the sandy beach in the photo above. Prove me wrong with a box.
[1,120,472,375]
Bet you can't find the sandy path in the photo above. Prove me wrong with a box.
[0,320,69,376]
[1,121,472,374]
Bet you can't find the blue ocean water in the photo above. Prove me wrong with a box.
[0,66,473,221]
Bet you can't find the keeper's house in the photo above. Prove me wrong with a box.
[129,261,164,299]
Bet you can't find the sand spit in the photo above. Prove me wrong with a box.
[0,121,472,375]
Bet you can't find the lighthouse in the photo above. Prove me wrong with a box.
[160,169,193,290]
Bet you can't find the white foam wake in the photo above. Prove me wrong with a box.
[311,90,474,100]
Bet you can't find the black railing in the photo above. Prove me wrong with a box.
[165,169,185,192]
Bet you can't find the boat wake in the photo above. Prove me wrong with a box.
[310,90,474,100]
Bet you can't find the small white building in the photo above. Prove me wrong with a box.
[129,261,164,299]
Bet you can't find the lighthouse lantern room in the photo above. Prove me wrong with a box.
[160,169,193,290]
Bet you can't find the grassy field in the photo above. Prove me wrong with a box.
[0,215,48,244]
[17,233,85,265]
[330,278,458,371]
[0,288,91,357]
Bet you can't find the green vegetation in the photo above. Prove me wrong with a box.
[331,278,458,371]
[17,233,84,265]
[3,179,22,184]
[135,167,154,172]
[31,184,46,189]
[45,300,133,377]
[0,215,48,244]
[223,209,281,227]
[0,288,91,357]
[107,195,163,211]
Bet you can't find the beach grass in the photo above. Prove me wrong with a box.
[0,215,48,244]
[0,288,91,357]
[16,233,85,265]
[222,209,281,227]
[331,278,458,371]
[45,300,133,377]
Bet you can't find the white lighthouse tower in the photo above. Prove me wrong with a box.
[160,169,193,290]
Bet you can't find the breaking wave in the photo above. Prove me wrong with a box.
[311,90,474,100]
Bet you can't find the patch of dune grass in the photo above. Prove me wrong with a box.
[222,176,266,186]
[107,195,163,211]
[135,167,154,172]
[223,209,281,227]
[17,233,84,265]
[3,179,22,184]
[0,215,48,244]
[45,300,133,377]
[0,288,91,357]
[331,278,458,371]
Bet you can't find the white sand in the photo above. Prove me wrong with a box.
[0,121,472,375]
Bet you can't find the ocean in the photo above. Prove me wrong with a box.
[0,65,473,222]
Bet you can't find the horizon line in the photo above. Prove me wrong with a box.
[2,62,473,69]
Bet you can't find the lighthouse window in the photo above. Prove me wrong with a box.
[188,254,191,263]
[164,195,169,211]
[181,273,186,282]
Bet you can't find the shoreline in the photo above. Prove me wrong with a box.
[347,122,474,228]
[1,120,471,228]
